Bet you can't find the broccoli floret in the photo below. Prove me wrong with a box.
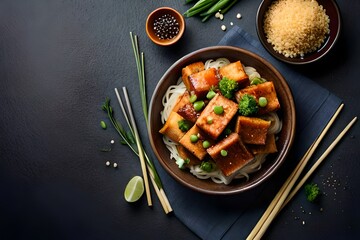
[178,119,192,132]
[304,183,320,202]
[238,94,258,116]
[219,77,239,99]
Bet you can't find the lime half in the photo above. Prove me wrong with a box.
[124,176,144,203]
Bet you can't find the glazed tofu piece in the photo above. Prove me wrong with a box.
[159,111,186,143]
[206,133,254,177]
[188,68,219,98]
[176,145,202,167]
[179,125,214,160]
[182,62,205,91]
[218,61,249,87]
[235,81,280,115]
[235,116,271,145]
[196,93,238,139]
[249,134,278,155]
[177,103,199,123]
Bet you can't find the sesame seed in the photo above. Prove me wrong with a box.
[106,161,110,166]
[236,13,242,19]
[110,139,115,144]
[113,162,118,168]
[221,25,226,31]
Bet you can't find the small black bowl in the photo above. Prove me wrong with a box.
[256,0,341,64]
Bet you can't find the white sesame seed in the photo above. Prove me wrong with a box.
[113,162,118,168]
[215,12,221,18]
[106,161,110,166]
[236,13,242,19]
[302,220,305,225]
[221,25,227,31]
[219,14,224,20]
[230,22,234,26]
[110,139,115,144]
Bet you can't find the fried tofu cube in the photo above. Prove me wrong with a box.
[176,145,202,167]
[235,81,280,115]
[196,93,238,139]
[206,133,254,177]
[159,111,186,143]
[249,134,278,155]
[235,116,271,145]
[171,91,190,113]
[218,61,249,87]
[189,68,219,98]
[182,62,205,91]
[179,125,214,160]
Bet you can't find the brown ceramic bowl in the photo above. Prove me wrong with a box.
[146,7,185,46]
[256,0,341,64]
[148,46,296,195]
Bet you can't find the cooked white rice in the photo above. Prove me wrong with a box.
[263,0,330,58]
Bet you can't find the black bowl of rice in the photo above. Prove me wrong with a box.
[148,46,296,195]
[256,0,341,64]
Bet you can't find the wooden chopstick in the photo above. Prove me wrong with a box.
[115,87,152,206]
[247,103,346,240]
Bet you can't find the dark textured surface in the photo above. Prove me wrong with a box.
[1,0,359,239]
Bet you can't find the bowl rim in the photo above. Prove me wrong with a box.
[148,46,296,195]
[145,7,185,46]
[256,0,341,65]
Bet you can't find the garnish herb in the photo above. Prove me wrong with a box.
[130,32,148,124]
[178,119,192,132]
[238,94,258,116]
[219,77,239,99]
[184,0,239,22]
[304,183,320,202]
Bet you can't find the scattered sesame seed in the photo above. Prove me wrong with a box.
[215,12,221,18]
[113,162,118,168]
[302,220,306,225]
[106,161,110,166]
[219,14,224,20]
[230,22,234,26]
[110,139,115,144]
[221,25,227,31]
[236,13,242,19]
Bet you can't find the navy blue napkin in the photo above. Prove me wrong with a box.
[158,26,342,239]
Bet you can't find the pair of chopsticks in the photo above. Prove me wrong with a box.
[115,87,173,214]
[247,103,357,240]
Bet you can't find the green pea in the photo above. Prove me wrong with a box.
[220,149,228,157]
[207,116,213,124]
[100,120,107,129]
[258,97,268,107]
[214,105,224,115]
[202,140,211,149]
[200,161,214,172]
[193,100,205,111]
[190,134,199,143]
[189,94,197,103]
[206,90,216,99]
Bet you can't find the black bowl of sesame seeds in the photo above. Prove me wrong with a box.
[146,7,185,46]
